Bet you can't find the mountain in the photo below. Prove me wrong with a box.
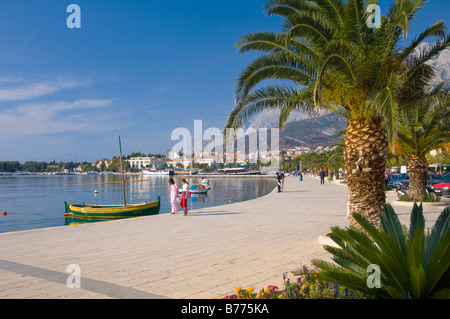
[416,42,450,89]
[279,113,348,148]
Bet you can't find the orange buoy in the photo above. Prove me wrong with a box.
[1,211,7,216]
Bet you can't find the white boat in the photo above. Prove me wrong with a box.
[179,184,209,194]
[201,178,211,189]
[142,169,172,176]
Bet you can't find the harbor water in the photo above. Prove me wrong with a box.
[0,174,276,233]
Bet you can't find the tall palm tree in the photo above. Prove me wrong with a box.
[226,0,449,227]
[396,87,450,201]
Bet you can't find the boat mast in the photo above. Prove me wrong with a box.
[119,134,127,207]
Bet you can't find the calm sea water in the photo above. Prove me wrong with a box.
[0,174,276,233]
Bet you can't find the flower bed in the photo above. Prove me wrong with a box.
[222,266,366,299]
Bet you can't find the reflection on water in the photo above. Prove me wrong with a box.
[0,175,276,233]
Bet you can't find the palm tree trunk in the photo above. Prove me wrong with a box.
[406,155,428,201]
[344,120,389,228]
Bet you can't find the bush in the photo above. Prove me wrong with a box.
[398,194,441,202]
[312,204,450,298]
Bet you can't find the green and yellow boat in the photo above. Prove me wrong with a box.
[63,135,160,221]
[64,198,160,220]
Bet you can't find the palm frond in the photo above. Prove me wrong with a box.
[234,52,315,103]
[398,20,447,62]
[226,85,315,129]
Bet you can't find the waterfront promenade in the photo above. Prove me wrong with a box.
[0,175,446,299]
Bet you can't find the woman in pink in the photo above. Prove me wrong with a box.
[169,178,178,214]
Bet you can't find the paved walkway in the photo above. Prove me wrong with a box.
[0,175,447,299]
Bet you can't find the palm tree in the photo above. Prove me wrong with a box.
[226,0,449,227]
[396,87,450,201]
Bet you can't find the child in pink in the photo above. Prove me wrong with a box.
[169,178,178,214]
[180,178,190,215]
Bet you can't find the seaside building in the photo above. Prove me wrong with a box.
[126,157,167,169]
[93,159,112,169]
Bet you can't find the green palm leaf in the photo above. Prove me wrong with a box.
[425,207,450,263]
[380,204,407,254]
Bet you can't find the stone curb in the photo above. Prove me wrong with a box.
[391,200,449,207]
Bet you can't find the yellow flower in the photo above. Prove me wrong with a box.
[278,294,284,299]
[246,287,254,293]
[264,288,269,293]
[236,286,241,294]
[256,294,260,299]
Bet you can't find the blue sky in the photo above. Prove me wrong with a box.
[0,0,448,163]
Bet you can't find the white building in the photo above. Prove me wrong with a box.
[126,157,167,170]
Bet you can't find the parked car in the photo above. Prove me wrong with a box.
[388,173,441,188]
[432,183,450,197]
[387,173,408,188]
[431,174,450,197]
[427,173,442,184]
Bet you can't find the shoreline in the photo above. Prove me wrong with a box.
[0,175,346,299]
[0,175,446,299]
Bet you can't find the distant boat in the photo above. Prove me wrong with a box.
[201,178,211,189]
[142,169,173,176]
[64,135,160,220]
[179,184,209,194]
[16,171,35,175]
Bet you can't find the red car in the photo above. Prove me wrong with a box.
[432,182,450,197]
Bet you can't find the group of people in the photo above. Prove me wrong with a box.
[168,178,190,215]
[277,169,327,190]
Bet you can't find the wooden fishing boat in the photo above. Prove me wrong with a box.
[64,198,160,220]
[63,135,160,220]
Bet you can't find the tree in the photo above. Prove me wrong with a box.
[396,89,450,200]
[226,0,449,227]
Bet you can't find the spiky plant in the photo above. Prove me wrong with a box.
[312,203,450,298]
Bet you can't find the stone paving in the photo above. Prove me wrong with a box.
[0,175,447,299]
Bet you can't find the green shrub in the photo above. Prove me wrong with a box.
[312,204,450,298]
[398,194,441,202]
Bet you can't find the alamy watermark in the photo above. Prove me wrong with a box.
[170,120,280,170]
[367,4,381,29]
[65,4,380,30]
[66,264,81,289]
[366,264,382,289]
[66,4,81,29]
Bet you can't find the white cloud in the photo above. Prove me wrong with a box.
[0,78,83,101]
[0,99,116,138]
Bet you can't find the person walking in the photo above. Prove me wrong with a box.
[276,172,282,192]
[169,178,178,214]
[180,178,190,215]
[319,169,326,185]
[384,171,390,186]
[299,171,303,181]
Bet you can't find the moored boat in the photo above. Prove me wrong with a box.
[63,135,161,221]
[64,197,160,219]
[142,169,173,176]
[179,184,209,194]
